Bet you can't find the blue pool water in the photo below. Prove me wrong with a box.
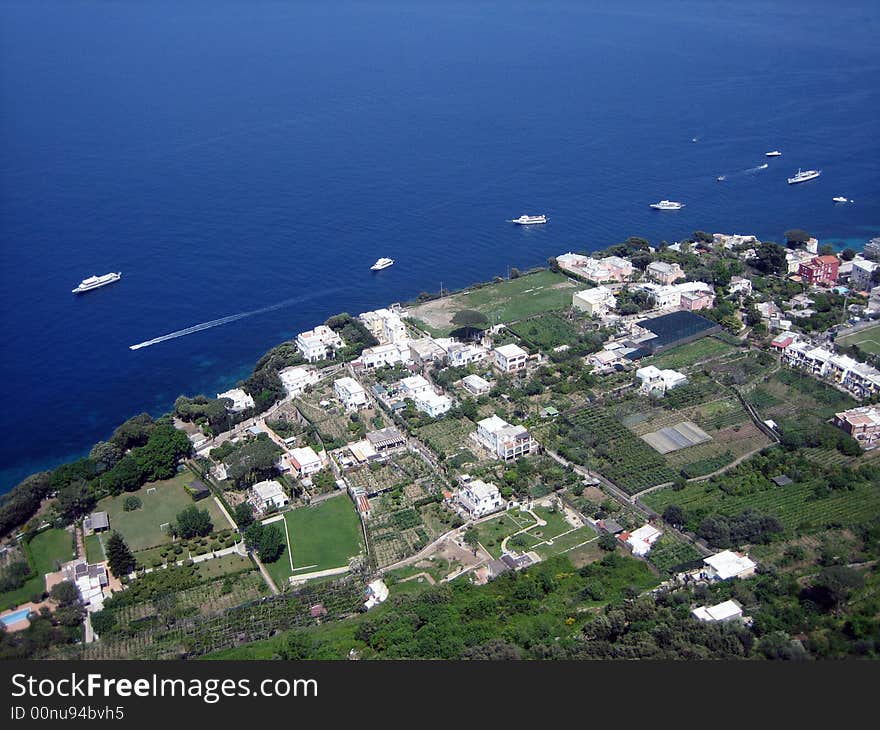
[0,0,878,491]
[0,608,33,626]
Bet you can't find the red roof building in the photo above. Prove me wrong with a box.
[798,255,840,286]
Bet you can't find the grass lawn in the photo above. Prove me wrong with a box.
[0,528,75,610]
[264,496,364,587]
[84,534,105,563]
[532,525,597,560]
[474,511,537,558]
[98,473,231,552]
[193,553,253,580]
[836,321,880,355]
[408,270,578,335]
[643,338,735,371]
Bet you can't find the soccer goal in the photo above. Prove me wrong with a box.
[146,487,158,496]
[159,522,170,533]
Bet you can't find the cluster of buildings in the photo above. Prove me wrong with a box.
[296,325,345,363]
[635,365,687,396]
[556,252,634,283]
[772,334,880,400]
[634,281,716,312]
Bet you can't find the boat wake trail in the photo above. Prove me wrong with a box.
[129,288,344,351]
[716,162,769,181]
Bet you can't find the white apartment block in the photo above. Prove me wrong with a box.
[358,342,412,369]
[850,258,878,291]
[444,341,490,367]
[358,308,408,345]
[278,366,319,397]
[334,376,369,410]
[296,325,344,362]
[474,415,537,461]
[456,479,505,518]
[780,339,880,400]
[494,343,529,373]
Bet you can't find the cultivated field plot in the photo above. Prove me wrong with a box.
[0,528,74,610]
[836,321,880,356]
[645,532,703,573]
[407,270,578,335]
[294,383,378,443]
[268,496,364,585]
[641,421,712,454]
[643,476,880,536]
[416,417,479,460]
[744,369,857,427]
[344,452,435,496]
[99,474,231,552]
[366,480,445,569]
[640,338,735,371]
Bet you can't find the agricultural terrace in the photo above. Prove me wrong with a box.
[415,416,480,463]
[407,270,578,336]
[617,378,773,479]
[474,504,595,560]
[98,473,231,552]
[550,407,678,493]
[836,321,880,356]
[365,477,449,569]
[643,450,880,537]
[265,496,364,587]
[644,532,703,574]
[507,313,580,351]
[0,528,74,610]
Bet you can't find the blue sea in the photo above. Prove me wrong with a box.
[1,0,879,492]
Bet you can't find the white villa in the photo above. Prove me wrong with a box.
[646,261,686,285]
[414,389,453,418]
[216,388,254,413]
[456,479,505,518]
[359,308,408,345]
[572,286,617,318]
[288,446,323,478]
[691,600,744,623]
[474,414,537,461]
[625,524,662,557]
[494,343,529,373]
[461,374,492,395]
[296,325,344,362]
[250,479,289,513]
[358,342,412,369]
[278,366,319,397]
[703,550,757,581]
[556,252,634,283]
[334,376,369,410]
[636,365,687,396]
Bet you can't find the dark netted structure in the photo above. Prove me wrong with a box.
[628,311,722,359]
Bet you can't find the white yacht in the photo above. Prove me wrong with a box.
[717,175,726,181]
[832,196,849,203]
[508,214,547,225]
[370,258,394,271]
[787,168,821,184]
[72,272,122,294]
[650,200,684,210]
[765,150,782,157]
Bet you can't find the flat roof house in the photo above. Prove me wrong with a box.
[456,479,505,519]
[798,255,840,287]
[646,261,686,285]
[494,343,528,373]
[636,365,687,396]
[296,325,344,363]
[83,511,109,534]
[399,374,433,398]
[278,366,319,397]
[357,342,411,370]
[216,388,255,413]
[572,286,616,318]
[474,414,537,461]
[462,374,491,395]
[250,480,289,512]
[289,446,323,478]
[691,599,743,623]
[624,524,662,556]
[414,389,453,418]
[334,376,369,410]
[833,405,880,450]
[703,550,757,581]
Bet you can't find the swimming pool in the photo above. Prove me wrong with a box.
[0,608,32,626]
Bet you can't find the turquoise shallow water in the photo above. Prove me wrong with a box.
[1,0,878,491]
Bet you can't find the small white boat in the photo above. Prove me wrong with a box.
[832,196,849,203]
[370,258,394,271]
[717,175,726,182]
[508,214,547,225]
[72,272,122,294]
[650,200,684,210]
[765,150,782,157]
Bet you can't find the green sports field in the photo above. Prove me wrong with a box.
[836,322,880,355]
[264,495,364,587]
[98,473,230,552]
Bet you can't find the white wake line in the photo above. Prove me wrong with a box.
[129,288,344,350]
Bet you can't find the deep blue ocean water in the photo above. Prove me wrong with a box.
[1,0,879,492]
